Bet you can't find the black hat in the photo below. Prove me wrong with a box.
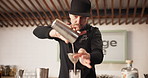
[69,0,91,17]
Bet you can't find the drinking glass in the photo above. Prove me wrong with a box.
[69,69,81,78]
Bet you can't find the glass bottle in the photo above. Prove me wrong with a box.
[121,60,139,78]
[0,65,2,77]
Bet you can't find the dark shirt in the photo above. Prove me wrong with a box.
[33,24,104,78]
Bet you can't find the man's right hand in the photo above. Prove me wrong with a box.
[49,29,69,43]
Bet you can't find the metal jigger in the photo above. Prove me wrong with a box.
[18,69,24,78]
[36,68,49,78]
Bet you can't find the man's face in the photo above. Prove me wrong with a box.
[69,14,89,31]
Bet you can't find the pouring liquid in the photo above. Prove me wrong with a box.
[68,44,78,75]
[71,44,76,74]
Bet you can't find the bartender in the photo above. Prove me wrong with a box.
[33,0,104,78]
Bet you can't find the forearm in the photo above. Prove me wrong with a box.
[33,26,52,39]
[90,28,104,65]
[33,26,69,43]
[90,49,104,64]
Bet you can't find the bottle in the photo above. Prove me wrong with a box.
[0,65,2,77]
[121,60,139,78]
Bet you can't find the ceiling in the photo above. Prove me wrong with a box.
[0,0,148,27]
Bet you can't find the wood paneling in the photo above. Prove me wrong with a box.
[0,0,147,27]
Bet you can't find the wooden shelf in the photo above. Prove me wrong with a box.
[1,76,15,78]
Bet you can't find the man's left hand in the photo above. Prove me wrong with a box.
[73,48,92,68]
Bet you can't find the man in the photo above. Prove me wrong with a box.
[33,0,104,78]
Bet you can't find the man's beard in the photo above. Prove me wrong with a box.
[72,24,84,31]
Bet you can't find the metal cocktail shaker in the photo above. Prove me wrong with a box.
[18,69,24,78]
[36,68,49,78]
[51,19,79,43]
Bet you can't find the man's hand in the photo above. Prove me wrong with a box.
[49,21,72,43]
[73,48,92,68]
[49,29,69,43]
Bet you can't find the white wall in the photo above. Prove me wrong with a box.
[95,23,148,78]
[0,23,148,78]
[0,27,60,77]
